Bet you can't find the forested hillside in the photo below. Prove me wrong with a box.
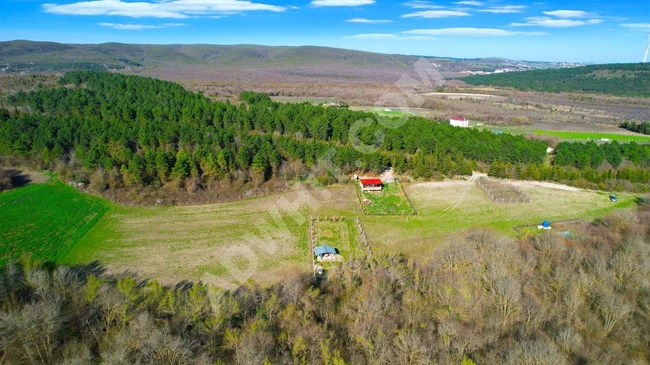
[1,71,649,197]
[462,63,650,97]
[0,71,544,189]
[1,204,650,363]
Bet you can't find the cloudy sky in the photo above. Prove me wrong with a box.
[2,0,650,63]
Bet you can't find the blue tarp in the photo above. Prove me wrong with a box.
[314,245,337,256]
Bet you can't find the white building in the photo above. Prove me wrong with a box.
[449,116,469,128]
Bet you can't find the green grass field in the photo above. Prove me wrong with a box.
[0,182,109,264]
[314,218,361,261]
[478,125,650,143]
[358,181,416,215]
[532,130,650,142]
[360,181,635,257]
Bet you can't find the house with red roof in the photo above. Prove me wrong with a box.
[360,178,383,192]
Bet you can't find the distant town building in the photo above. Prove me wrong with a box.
[449,116,469,128]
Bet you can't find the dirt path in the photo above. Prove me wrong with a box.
[421,92,507,101]
[407,175,580,193]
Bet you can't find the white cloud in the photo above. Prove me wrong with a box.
[311,0,374,6]
[402,1,444,9]
[402,10,470,18]
[97,22,186,30]
[343,33,431,40]
[479,5,526,13]
[346,17,392,23]
[344,33,398,39]
[43,0,287,18]
[512,16,602,27]
[621,23,650,30]
[403,27,546,36]
[542,10,592,18]
[454,1,482,5]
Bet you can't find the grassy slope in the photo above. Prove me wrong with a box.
[362,182,635,257]
[67,190,315,285]
[71,182,634,284]
[1,180,636,284]
[0,182,109,264]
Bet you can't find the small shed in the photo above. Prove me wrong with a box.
[360,178,383,192]
[314,245,337,257]
[314,245,341,262]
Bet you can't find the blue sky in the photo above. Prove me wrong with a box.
[1,0,650,63]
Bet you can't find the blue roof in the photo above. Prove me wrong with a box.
[314,245,337,256]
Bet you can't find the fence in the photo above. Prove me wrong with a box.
[395,178,418,216]
[309,216,317,281]
[355,179,417,216]
[476,177,532,204]
[355,217,374,269]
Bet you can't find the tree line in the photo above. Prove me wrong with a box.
[1,71,649,195]
[620,120,650,135]
[1,204,650,364]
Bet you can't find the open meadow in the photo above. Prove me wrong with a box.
[478,124,650,142]
[0,178,637,284]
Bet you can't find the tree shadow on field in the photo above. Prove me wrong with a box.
[45,260,107,280]
[0,168,32,191]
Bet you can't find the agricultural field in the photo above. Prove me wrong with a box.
[0,182,108,264]
[478,124,650,143]
[361,180,636,258]
[356,180,416,215]
[0,177,638,285]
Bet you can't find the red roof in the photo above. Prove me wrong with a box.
[360,178,383,186]
[450,116,468,121]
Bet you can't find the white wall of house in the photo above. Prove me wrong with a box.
[450,119,469,128]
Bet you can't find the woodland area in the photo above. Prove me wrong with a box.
[1,71,649,201]
[487,140,650,192]
[462,63,650,97]
[1,204,650,364]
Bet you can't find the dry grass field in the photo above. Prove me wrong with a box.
[59,179,635,284]
[66,184,355,285]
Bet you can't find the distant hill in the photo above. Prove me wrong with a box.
[462,63,650,97]
[0,40,421,73]
[1,40,575,77]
